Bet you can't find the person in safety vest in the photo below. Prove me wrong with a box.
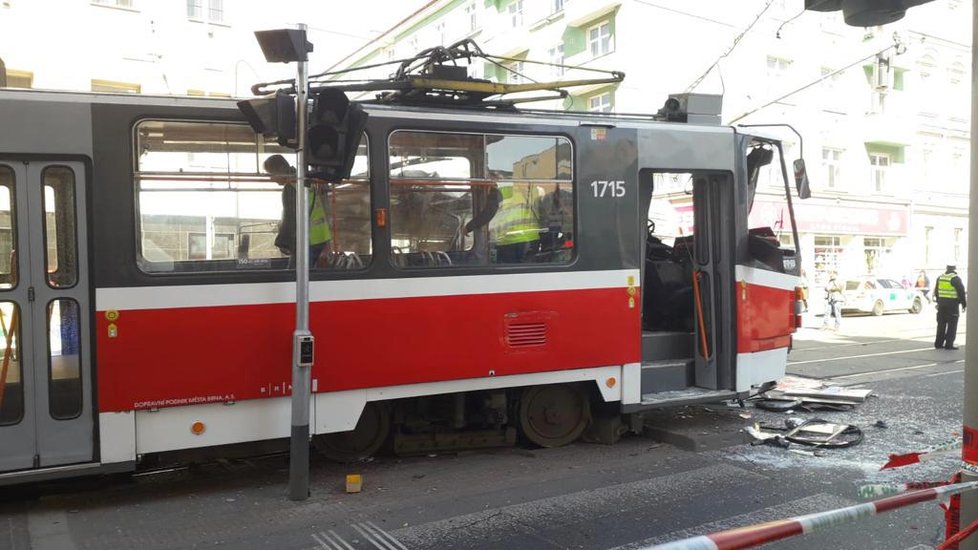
[265,154,333,268]
[934,264,966,350]
[492,182,541,264]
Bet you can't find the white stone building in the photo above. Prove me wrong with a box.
[331,0,972,288]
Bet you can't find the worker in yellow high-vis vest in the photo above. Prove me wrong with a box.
[934,264,967,350]
[265,154,333,267]
[492,183,541,264]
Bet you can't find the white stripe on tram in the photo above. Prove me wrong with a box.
[735,265,798,292]
[95,269,640,311]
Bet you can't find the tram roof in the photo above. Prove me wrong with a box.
[0,87,741,137]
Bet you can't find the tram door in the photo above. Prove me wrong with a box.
[0,160,92,473]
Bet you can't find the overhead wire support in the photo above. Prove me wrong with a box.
[684,0,777,93]
[727,35,906,125]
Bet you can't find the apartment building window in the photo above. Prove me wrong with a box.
[506,61,524,84]
[552,0,566,13]
[820,67,839,90]
[508,0,523,27]
[955,228,963,262]
[864,237,891,273]
[925,226,934,264]
[4,69,32,89]
[869,152,890,193]
[949,61,967,106]
[464,1,479,32]
[921,145,935,181]
[588,21,613,58]
[814,236,842,279]
[767,56,792,80]
[91,79,140,94]
[549,44,565,77]
[819,66,846,111]
[209,0,223,22]
[588,92,613,113]
[436,21,446,45]
[93,0,133,7]
[822,148,843,189]
[187,0,223,23]
[766,56,792,100]
[187,89,231,97]
[952,146,968,191]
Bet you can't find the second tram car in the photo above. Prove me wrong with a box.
[0,84,805,483]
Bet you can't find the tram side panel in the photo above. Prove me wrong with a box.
[91,104,642,448]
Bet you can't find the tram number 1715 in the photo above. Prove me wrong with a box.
[590,180,626,198]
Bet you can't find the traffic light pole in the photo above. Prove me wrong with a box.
[288,22,313,502]
[960,2,978,545]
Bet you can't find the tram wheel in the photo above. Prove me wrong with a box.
[518,384,591,448]
[313,401,390,462]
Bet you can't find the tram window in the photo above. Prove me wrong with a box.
[0,301,23,426]
[47,299,82,421]
[388,130,574,267]
[134,119,372,273]
[42,167,78,288]
[0,167,17,289]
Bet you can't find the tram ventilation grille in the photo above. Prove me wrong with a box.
[506,322,548,347]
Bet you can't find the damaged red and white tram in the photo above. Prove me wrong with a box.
[0,80,807,483]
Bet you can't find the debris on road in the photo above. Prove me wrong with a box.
[782,385,873,403]
[346,474,363,493]
[754,399,855,413]
[745,418,864,453]
[750,375,873,412]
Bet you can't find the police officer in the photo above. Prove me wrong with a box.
[934,264,967,350]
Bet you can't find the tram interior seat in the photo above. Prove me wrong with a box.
[642,233,695,332]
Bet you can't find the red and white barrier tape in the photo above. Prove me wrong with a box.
[645,480,978,550]
[880,437,962,470]
[857,480,953,499]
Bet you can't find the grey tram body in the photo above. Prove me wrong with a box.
[0,88,786,484]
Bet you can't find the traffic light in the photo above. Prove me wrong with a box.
[306,87,369,183]
[804,0,933,26]
[237,90,297,148]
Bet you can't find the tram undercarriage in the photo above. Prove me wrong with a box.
[313,383,636,461]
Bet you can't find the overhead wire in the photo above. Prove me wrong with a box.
[727,42,900,124]
[684,0,777,93]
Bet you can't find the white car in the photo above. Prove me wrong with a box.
[841,277,924,316]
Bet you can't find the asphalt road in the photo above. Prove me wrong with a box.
[0,310,968,550]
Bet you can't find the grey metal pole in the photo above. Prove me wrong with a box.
[288,22,313,502]
[960,2,978,545]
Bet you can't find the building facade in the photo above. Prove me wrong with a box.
[0,0,302,96]
[332,0,972,290]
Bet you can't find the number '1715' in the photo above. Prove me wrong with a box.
[591,180,626,198]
